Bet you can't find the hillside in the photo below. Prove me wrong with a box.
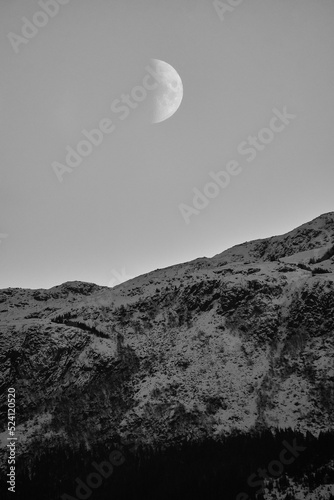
[0,212,334,499]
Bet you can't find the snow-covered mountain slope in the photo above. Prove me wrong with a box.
[0,212,333,498]
[212,211,334,265]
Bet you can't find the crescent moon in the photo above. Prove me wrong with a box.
[151,59,183,124]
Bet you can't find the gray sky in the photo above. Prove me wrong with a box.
[1,0,334,289]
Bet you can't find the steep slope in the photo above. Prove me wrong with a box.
[212,211,334,265]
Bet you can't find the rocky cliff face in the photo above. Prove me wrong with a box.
[0,212,334,498]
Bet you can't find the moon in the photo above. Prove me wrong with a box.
[151,59,183,124]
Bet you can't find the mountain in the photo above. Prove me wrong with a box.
[1,212,334,499]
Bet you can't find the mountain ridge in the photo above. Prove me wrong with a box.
[0,211,334,499]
